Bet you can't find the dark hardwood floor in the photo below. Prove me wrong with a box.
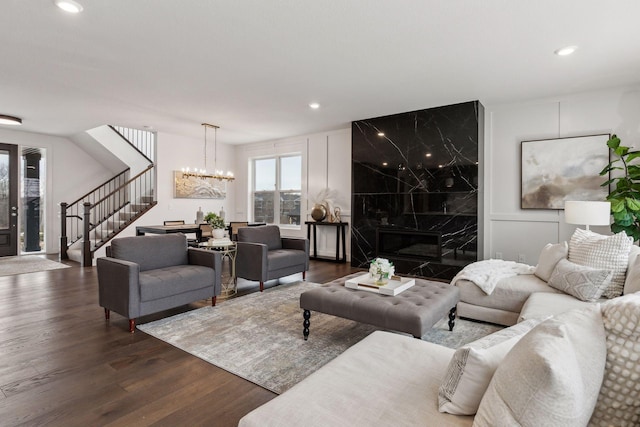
[0,258,359,426]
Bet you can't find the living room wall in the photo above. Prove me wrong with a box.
[234,128,351,259]
[484,84,640,264]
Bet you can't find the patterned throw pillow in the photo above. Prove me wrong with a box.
[548,259,612,302]
[589,293,640,426]
[569,228,632,298]
[534,241,568,282]
[438,319,543,415]
[474,306,607,427]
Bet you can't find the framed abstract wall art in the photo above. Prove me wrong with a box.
[174,171,226,199]
[521,134,610,209]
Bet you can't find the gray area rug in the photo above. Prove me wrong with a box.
[138,281,502,394]
[0,255,70,277]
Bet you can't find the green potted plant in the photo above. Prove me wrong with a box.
[599,134,640,241]
[204,212,226,238]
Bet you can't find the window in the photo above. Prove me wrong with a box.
[252,154,301,226]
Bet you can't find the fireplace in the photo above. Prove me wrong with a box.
[376,228,442,261]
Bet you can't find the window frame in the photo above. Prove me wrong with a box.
[251,153,302,228]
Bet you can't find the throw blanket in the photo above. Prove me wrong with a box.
[450,259,536,295]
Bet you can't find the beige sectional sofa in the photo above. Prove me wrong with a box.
[240,294,640,426]
[456,232,640,327]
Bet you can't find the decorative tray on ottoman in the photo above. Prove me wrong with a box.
[345,273,415,296]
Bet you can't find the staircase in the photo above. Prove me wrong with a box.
[60,126,157,266]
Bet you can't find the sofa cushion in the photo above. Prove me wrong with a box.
[589,293,640,426]
[548,259,612,302]
[267,249,307,271]
[111,234,189,271]
[534,241,568,282]
[624,245,640,294]
[474,306,607,427]
[239,331,473,427]
[568,228,632,298]
[438,318,543,415]
[518,292,596,323]
[456,275,559,314]
[238,225,282,251]
[139,265,213,301]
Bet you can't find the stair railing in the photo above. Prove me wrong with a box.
[111,125,155,162]
[60,164,156,265]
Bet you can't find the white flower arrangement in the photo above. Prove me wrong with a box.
[369,257,395,280]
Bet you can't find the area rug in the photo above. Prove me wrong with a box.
[138,281,502,394]
[0,255,70,277]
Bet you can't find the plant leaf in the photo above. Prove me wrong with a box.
[607,135,621,149]
[611,198,626,212]
[626,197,640,211]
[626,151,640,162]
[615,146,630,157]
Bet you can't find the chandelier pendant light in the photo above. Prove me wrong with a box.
[181,123,235,182]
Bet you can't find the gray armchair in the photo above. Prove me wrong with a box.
[236,225,309,292]
[97,234,222,333]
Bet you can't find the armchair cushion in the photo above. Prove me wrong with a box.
[140,265,216,301]
[268,249,308,271]
[238,225,282,251]
[110,233,189,271]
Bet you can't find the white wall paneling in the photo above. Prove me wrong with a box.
[484,85,640,265]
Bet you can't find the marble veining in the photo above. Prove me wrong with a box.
[351,101,483,280]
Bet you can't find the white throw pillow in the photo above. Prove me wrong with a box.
[569,228,632,298]
[548,258,612,302]
[534,241,568,282]
[438,319,542,415]
[623,245,640,294]
[589,293,640,426]
[474,306,607,427]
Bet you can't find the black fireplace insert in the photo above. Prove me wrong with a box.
[376,228,442,261]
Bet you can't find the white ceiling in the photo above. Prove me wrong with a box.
[1,1,639,145]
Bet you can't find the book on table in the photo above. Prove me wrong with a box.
[344,273,415,296]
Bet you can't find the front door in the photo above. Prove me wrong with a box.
[0,143,19,256]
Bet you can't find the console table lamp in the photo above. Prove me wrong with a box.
[564,200,611,230]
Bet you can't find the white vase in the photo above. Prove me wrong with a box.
[213,228,225,239]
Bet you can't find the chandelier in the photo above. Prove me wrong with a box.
[181,123,235,181]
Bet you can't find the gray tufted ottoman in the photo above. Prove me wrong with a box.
[300,272,460,340]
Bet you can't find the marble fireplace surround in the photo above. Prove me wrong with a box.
[351,100,483,280]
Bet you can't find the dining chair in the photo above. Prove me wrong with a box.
[229,222,249,241]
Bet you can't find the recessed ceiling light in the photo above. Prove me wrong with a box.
[53,0,83,14]
[0,115,22,126]
[308,103,320,109]
[438,165,443,168]
[554,45,577,56]
[377,132,385,137]
[382,162,388,166]
[425,153,432,157]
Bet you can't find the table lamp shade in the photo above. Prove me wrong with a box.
[564,201,611,230]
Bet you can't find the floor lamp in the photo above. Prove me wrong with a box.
[564,201,611,231]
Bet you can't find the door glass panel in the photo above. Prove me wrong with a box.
[21,147,45,253]
[0,150,9,230]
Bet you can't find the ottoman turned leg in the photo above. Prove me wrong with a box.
[303,309,311,340]
[448,306,457,331]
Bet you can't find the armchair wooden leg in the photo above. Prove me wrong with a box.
[129,319,136,333]
[104,308,110,320]
[260,281,264,292]
[212,296,217,306]
[302,271,306,281]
